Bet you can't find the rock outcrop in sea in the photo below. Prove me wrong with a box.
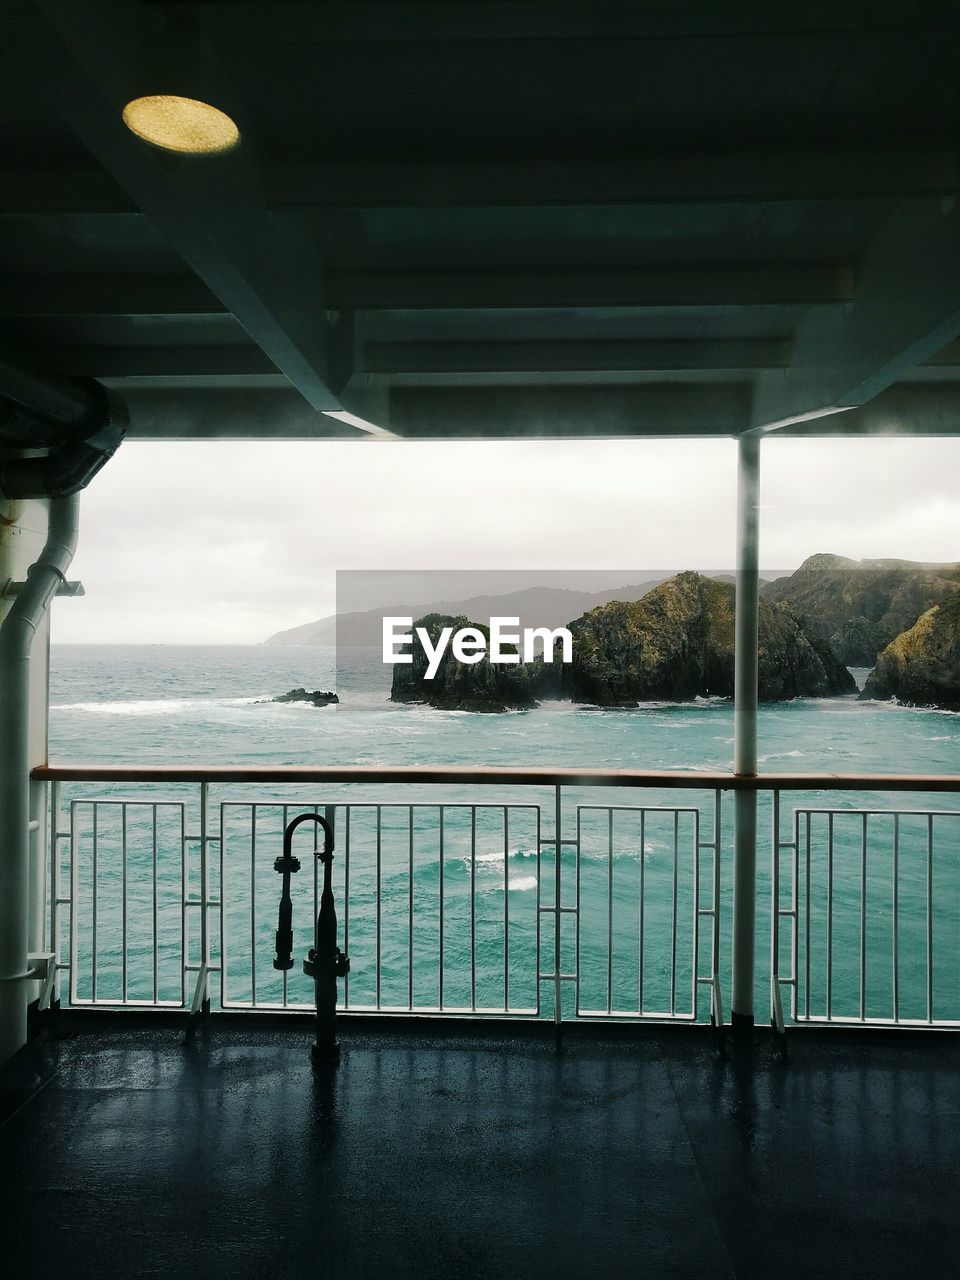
[859,590,960,711]
[267,687,339,707]
[560,572,855,706]
[762,554,960,666]
[390,615,542,712]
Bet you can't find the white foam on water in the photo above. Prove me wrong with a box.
[509,874,538,892]
[51,696,263,716]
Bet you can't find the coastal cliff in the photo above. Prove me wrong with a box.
[561,572,855,705]
[860,591,960,711]
[762,554,960,666]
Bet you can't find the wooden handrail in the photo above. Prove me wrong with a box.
[32,764,960,792]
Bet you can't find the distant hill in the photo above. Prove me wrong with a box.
[264,581,667,647]
[761,554,960,666]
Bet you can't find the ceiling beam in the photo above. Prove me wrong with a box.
[119,387,372,440]
[1,148,955,217]
[0,268,850,319]
[181,2,939,43]
[0,276,225,317]
[267,150,959,209]
[752,197,960,430]
[386,383,752,438]
[772,383,960,436]
[366,338,790,375]
[12,1,358,421]
[329,267,853,311]
[42,344,277,378]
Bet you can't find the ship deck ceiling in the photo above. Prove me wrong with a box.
[2,1019,959,1278]
[3,2,960,439]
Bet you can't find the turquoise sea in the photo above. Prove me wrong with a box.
[48,645,960,1025]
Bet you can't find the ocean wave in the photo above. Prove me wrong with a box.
[47,695,346,717]
[50,697,256,716]
[508,874,538,892]
[480,873,539,894]
[472,847,537,866]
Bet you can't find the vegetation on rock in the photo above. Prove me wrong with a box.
[860,590,960,711]
[560,572,855,705]
[762,554,960,666]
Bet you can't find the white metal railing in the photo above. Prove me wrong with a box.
[771,795,960,1030]
[36,765,960,1033]
[41,768,725,1027]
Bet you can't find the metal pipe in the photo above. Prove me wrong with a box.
[0,495,79,1064]
[731,432,760,1033]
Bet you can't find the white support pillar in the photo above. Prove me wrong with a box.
[732,433,760,1033]
[0,495,76,1065]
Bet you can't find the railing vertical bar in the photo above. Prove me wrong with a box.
[670,809,679,1017]
[692,808,700,1019]
[893,813,900,1023]
[827,812,834,1020]
[535,806,542,1018]
[470,806,476,1013]
[771,791,780,1028]
[791,805,798,1023]
[408,806,414,1011]
[180,803,188,1007]
[804,813,811,1021]
[324,804,336,1011]
[121,804,128,1004]
[926,813,934,1024]
[439,806,445,1010]
[638,809,645,1014]
[152,806,159,1004]
[576,803,583,1013]
[376,806,382,1010]
[49,781,60,1006]
[250,807,257,1008]
[69,801,79,1007]
[219,804,227,1010]
[199,782,209,1011]
[555,784,562,1025]
[91,803,99,1003]
[503,805,509,1013]
[859,812,867,1022]
[277,803,289,1003]
[713,793,722,1023]
[305,803,317,1003]
[606,807,613,1015]
[344,808,351,1008]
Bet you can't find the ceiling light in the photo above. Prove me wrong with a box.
[122,95,240,155]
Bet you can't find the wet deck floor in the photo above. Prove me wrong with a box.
[1,1017,958,1278]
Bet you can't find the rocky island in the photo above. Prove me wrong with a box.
[390,614,542,712]
[389,576,856,711]
[560,572,855,705]
[860,590,960,710]
[265,687,339,707]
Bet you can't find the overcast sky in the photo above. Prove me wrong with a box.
[52,436,960,644]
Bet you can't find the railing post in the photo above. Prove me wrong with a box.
[199,781,210,1014]
[732,432,760,1036]
[48,779,60,1008]
[554,783,562,1036]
